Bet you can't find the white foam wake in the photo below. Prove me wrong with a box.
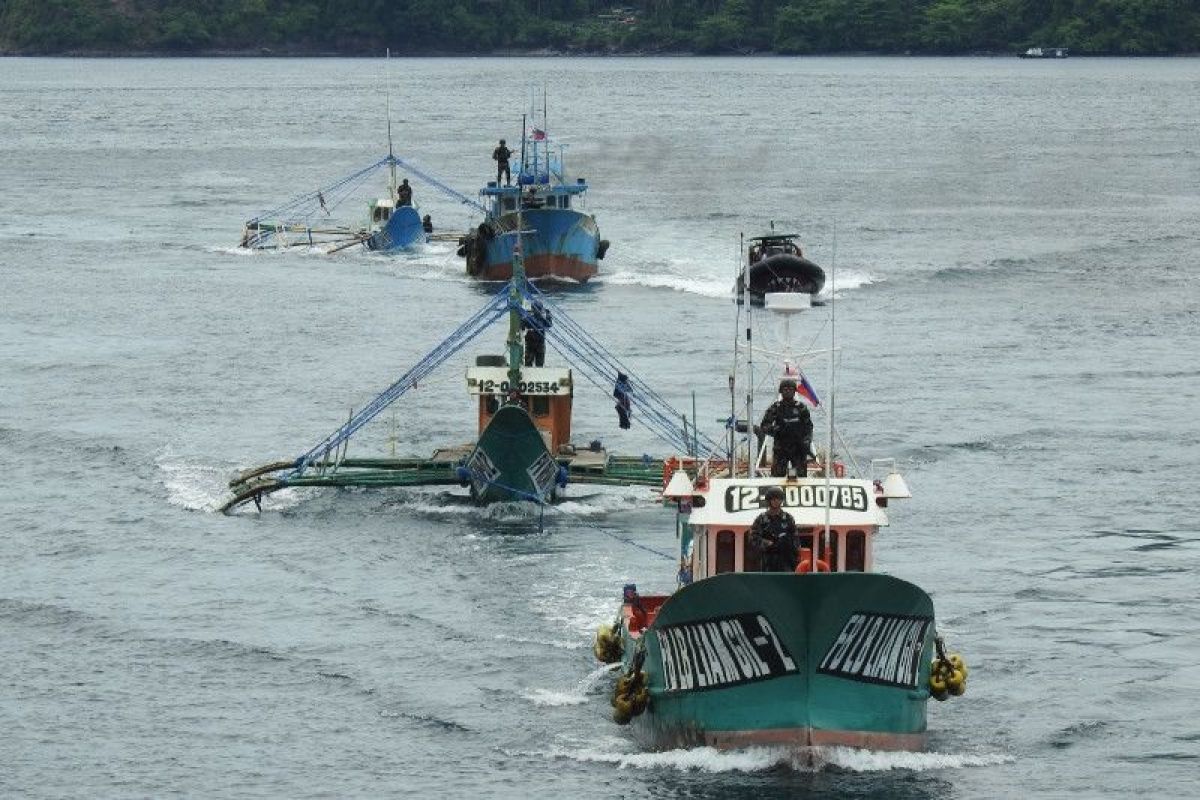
[522,663,620,707]
[554,743,1012,773]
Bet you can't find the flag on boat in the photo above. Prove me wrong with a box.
[782,362,821,407]
[531,129,546,141]
[797,374,820,407]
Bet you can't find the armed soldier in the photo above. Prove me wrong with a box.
[758,379,813,477]
[749,486,798,572]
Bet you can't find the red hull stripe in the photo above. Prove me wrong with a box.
[477,255,598,283]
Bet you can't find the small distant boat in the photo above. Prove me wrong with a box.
[458,118,608,282]
[734,232,825,306]
[1019,47,1068,58]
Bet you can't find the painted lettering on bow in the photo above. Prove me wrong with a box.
[817,612,932,689]
[655,613,798,693]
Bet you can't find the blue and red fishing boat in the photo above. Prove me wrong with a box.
[459,121,608,282]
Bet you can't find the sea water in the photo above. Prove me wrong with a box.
[2,56,1197,797]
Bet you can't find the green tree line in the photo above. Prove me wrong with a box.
[2,0,1197,55]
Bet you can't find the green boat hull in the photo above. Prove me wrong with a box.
[620,572,936,750]
[463,404,559,504]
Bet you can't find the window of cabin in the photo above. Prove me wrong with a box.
[502,198,517,212]
[814,530,839,572]
[484,395,500,415]
[373,207,384,223]
[796,529,814,553]
[845,530,867,572]
[561,196,571,209]
[742,530,762,572]
[530,395,550,417]
[715,530,736,574]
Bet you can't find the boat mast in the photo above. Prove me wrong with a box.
[743,234,757,478]
[821,226,837,565]
[507,130,527,388]
[385,49,397,199]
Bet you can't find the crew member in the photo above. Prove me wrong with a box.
[522,299,550,367]
[493,139,512,186]
[759,379,813,477]
[749,486,798,572]
[396,178,412,207]
[422,214,433,234]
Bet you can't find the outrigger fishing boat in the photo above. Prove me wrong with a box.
[223,225,709,514]
[457,112,608,282]
[238,149,483,256]
[593,276,966,751]
[734,231,825,307]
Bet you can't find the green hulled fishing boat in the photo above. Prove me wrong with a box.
[593,277,966,751]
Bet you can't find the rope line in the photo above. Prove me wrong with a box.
[290,286,510,476]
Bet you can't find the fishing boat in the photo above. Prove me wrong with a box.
[457,119,608,282]
[593,287,966,751]
[734,232,825,307]
[222,218,719,514]
[1019,46,1068,58]
[237,151,478,256]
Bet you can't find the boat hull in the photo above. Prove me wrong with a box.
[619,572,935,750]
[365,205,427,252]
[735,254,825,306]
[463,404,560,504]
[467,208,601,282]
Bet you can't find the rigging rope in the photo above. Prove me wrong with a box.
[289,286,510,477]
[517,283,724,458]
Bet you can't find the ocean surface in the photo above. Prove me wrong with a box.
[2,56,1198,797]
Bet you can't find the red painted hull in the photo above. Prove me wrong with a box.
[474,254,598,283]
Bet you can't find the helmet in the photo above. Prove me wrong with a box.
[779,379,797,392]
[764,486,785,502]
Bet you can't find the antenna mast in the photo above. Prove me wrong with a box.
[385,50,396,198]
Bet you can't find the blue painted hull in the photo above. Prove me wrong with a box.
[470,208,600,282]
[365,206,427,252]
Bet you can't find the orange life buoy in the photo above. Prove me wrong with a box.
[795,547,830,573]
[833,462,845,478]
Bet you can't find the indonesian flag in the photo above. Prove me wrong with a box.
[531,128,546,141]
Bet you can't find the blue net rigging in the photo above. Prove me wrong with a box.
[289,286,509,476]
[517,283,724,458]
[288,279,722,478]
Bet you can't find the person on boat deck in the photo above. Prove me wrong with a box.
[750,486,798,572]
[758,379,813,477]
[613,372,632,430]
[522,300,551,367]
[422,214,433,234]
[397,179,413,207]
[493,139,512,186]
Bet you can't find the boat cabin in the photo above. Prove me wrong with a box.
[466,365,574,451]
[480,180,588,218]
[748,234,803,264]
[683,477,891,580]
[369,197,395,225]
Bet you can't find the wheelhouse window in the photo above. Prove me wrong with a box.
[715,530,736,574]
[742,531,762,573]
[530,395,550,417]
[845,530,867,572]
[502,197,517,212]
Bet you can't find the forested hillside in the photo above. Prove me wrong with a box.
[2,0,1197,56]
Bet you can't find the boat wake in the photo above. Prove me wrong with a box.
[550,743,1012,773]
[598,265,878,301]
[157,453,304,514]
[522,663,619,707]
